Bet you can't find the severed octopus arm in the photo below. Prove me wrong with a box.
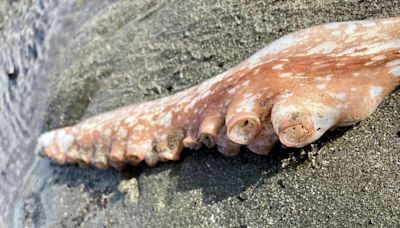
[37,17,400,169]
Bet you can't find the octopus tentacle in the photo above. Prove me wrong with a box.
[37,17,400,169]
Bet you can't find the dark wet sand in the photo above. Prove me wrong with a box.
[4,0,399,227]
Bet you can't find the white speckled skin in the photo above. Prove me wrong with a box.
[37,17,400,169]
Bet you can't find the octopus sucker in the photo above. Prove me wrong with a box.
[198,115,224,148]
[37,17,400,169]
[246,121,278,155]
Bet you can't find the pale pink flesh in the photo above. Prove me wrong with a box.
[37,17,400,169]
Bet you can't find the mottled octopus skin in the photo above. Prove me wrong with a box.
[37,17,400,169]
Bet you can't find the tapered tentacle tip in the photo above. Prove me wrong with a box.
[36,131,54,155]
[37,128,78,165]
[36,134,48,158]
[226,113,262,145]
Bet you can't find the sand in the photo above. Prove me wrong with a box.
[7,0,400,227]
